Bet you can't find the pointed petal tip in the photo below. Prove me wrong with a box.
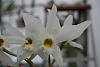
[52,4,56,8]
[21,12,36,26]
[66,15,73,22]
[51,4,57,13]
[21,12,29,22]
[67,14,73,22]
[70,41,83,49]
[87,20,92,25]
[83,20,92,25]
[81,20,92,28]
[63,14,73,26]
[68,14,73,18]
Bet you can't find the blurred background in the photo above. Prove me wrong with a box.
[0,0,100,67]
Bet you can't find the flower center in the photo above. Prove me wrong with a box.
[24,37,33,51]
[43,37,54,48]
[0,38,4,47]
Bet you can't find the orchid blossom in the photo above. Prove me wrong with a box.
[22,4,91,67]
[4,21,40,62]
[0,26,25,66]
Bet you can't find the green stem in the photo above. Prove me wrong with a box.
[3,48,17,56]
[60,41,67,50]
[51,59,55,65]
[29,53,34,61]
[3,48,35,67]
[48,55,51,67]
[25,58,35,67]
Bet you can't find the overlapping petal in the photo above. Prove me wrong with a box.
[1,23,26,45]
[4,23,24,38]
[46,5,61,36]
[51,45,63,67]
[56,21,91,43]
[1,22,35,62]
[36,47,48,61]
[6,36,26,45]
[0,51,16,66]
[23,13,48,41]
[69,41,83,49]
[17,13,47,62]
[63,15,73,27]
[22,13,36,26]
[17,46,33,62]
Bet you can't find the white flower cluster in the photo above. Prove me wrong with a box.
[0,5,91,67]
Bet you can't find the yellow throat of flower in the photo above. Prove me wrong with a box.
[43,37,54,48]
[0,38,4,47]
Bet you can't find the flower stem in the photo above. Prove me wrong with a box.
[3,48,17,56]
[29,53,34,60]
[48,55,51,67]
[60,41,67,50]
[3,48,35,67]
[25,58,36,67]
[51,59,55,65]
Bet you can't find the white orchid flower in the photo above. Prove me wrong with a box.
[47,5,91,49]
[0,33,24,66]
[22,4,91,67]
[46,4,91,66]
[4,22,39,62]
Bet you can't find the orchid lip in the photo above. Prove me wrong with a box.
[24,37,33,51]
[25,37,32,44]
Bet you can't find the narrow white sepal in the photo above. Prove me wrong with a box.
[63,15,73,26]
[52,45,63,67]
[69,41,83,49]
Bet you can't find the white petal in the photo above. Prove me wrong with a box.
[21,12,30,26]
[0,51,16,66]
[40,47,54,62]
[33,43,41,52]
[63,15,73,27]
[44,48,54,56]
[17,46,33,62]
[56,21,91,43]
[4,23,24,38]
[6,36,25,45]
[52,45,63,67]
[25,14,48,41]
[36,47,48,61]
[46,4,61,36]
[22,13,40,26]
[69,41,83,49]
[51,4,57,13]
